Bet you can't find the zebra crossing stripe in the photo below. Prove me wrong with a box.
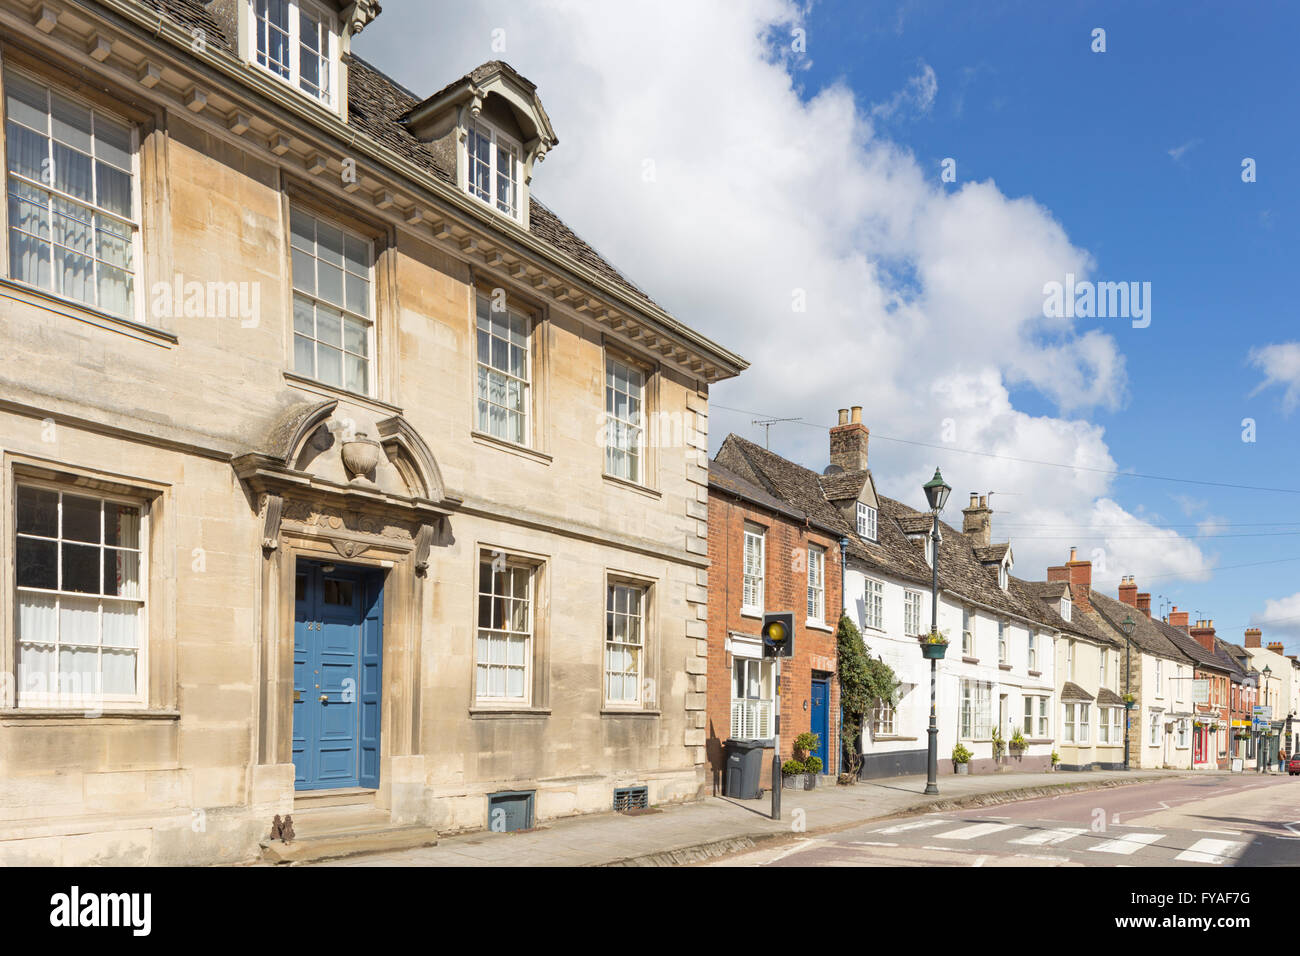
[873,819,947,834]
[935,823,1015,841]
[1088,832,1164,855]
[1175,838,1244,865]
[1009,827,1087,847]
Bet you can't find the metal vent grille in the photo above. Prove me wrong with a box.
[613,786,649,812]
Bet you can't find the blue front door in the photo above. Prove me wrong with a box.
[811,676,830,773]
[293,561,383,790]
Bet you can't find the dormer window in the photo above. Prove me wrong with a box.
[856,502,877,540]
[467,121,521,221]
[1061,594,1071,622]
[248,0,338,108]
[998,562,1009,590]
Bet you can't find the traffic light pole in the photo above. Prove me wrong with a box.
[771,655,781,821]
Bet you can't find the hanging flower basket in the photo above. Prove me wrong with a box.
[921,630,949,659]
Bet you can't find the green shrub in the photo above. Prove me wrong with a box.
[805,755,823,774]
[951,743,972,764]
[793,732,820,755]
[837,614,901,780]
[782,759,807,776]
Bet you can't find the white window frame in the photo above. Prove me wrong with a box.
[1155,658,1164,698]
[872,699,896,736]
[475,293,531,446]
[960,679,992,739]
[731,657,774,739]
[1060,594,1071,621]
[998,562,1008,590]
[903,590,922,637]
[1067,639,1075,680]
[806,545,825,625]
[2,67,142,324]
[1022,696,1035,736]
[1079,703,1091,743]
[1027,630,1037,670]
[741,526,765,616]
[604,355,645,484]
[1148,709,1161,746]
[862,577,884,631]
[1063,703,1076,743]
[289,206,375,396]
[1099,647,1107,687]
[1037,696,1049,738]
[997,619,1007,663]
[14,479,149,709]
[1112,706,1123,743]
[247,0,339,109]
[961,607,973,657]
[856,502,877,540]
[475,553,534,704]
[465,120,523,223]
[604,581,645,706]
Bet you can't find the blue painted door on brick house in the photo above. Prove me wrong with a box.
[811,675,830,773]
[293,561,383,790]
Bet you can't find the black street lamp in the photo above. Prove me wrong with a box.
[921,467,951,796]
[1120,614,1136,771]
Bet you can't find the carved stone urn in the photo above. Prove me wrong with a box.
[340,432,382,482]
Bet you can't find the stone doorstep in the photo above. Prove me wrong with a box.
[260,804,438,865]
[292,787,377,810]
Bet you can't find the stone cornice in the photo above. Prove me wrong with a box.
[19,0,746,384]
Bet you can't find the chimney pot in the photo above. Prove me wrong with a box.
[850,405,862,424]
[828,407,869,471]
[1069,546,1078,561]
[969,492,978,507]
[979,494,987,508]
[837,408,849,426]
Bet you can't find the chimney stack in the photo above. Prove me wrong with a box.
[1168,605,1190,631]
[1189,619,1217,653]
[1118,576,1138,608]
[829,405,869,472]
[1267,640,1285,654]
[1136,592,1151,617]
[1244,628,1262,648]
[961,493,993,548]
[1047,547,1092,611]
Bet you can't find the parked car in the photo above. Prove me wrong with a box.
[1287,753,1300,776]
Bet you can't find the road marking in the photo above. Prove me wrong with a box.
[972,855,988,867]
[850,841,898,847]
[872,819,947,834]
[1010,827,1086,847]
[1088,832,1164,855]
[935,823,1015,841]
[766,839,816,864]
[1194,829,1241,836]
[1015,853,1070,863]
[1175,839,1244,865]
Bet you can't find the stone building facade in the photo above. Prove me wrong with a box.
[0,0,743,864]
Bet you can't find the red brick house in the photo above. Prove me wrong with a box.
[1158,609,1233,768]
[706,458,844,791]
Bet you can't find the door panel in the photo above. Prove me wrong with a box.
[810,677,830,773]
[292,562,384,790]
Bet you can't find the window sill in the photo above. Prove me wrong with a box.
[602,472,661,499]
[998,663,1012,671]
[1025,737,1054,745]
[283,371,402,416]
[471,430,553,465]
[0,278,176,347]
[806,620,834,633]
[470,706,552,719]
[600,708,661,718]
[872,735,918,742]
[740,609,764,621]
[0,708,179,721]
[962,656,980,665]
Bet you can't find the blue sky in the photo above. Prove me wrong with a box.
[784,0,1300,645]
[357,1,1300,651]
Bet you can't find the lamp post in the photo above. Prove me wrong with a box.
[1258,665,1272,773]
[1121,614,1136,771]
[921,467,951,796]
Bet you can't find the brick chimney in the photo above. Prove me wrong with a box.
[1189,619,1217,653]
[1244,628,1262,648]
[829,406,869,472]
[1267,640,1285,654]
[1118,576,1138,607]
[1136,593,1151,617]
[1047,547,1092,611]
[1168,605,1189,631]
[962,493,992,548]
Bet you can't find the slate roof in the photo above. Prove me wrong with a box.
[820,470,870,501]
[714,434,1086,635]
[1020,582,1122,649]
[1096,687,1126,706]
[145,1,655,305]
[973,544,1009,564]
[1151,618,1233,674]
[1214,639,1251,683]
[708,461,806,525]
[1061,682,1094,702]
[1088,591,1190,663]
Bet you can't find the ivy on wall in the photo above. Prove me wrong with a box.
[836,613,900,780]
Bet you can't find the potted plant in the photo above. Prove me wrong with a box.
[991,728,1006,761]
[788,732,821,789]
[952,743,972,774]
[781,758,808,790]
[1010,729,1028,754]
[1050,751,1061,771]
[921,629,950,660]
[803,756,823,789]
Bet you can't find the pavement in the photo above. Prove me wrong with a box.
[314,767,1196,867]
[708,773,1300,867]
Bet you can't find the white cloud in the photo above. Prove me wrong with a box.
[1250,592,1300,644]
[1249,342,1300,413]
[354,0,1207,588]
[1167,138,1201,163]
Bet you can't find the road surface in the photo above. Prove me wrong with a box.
[708,773,1300,867]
